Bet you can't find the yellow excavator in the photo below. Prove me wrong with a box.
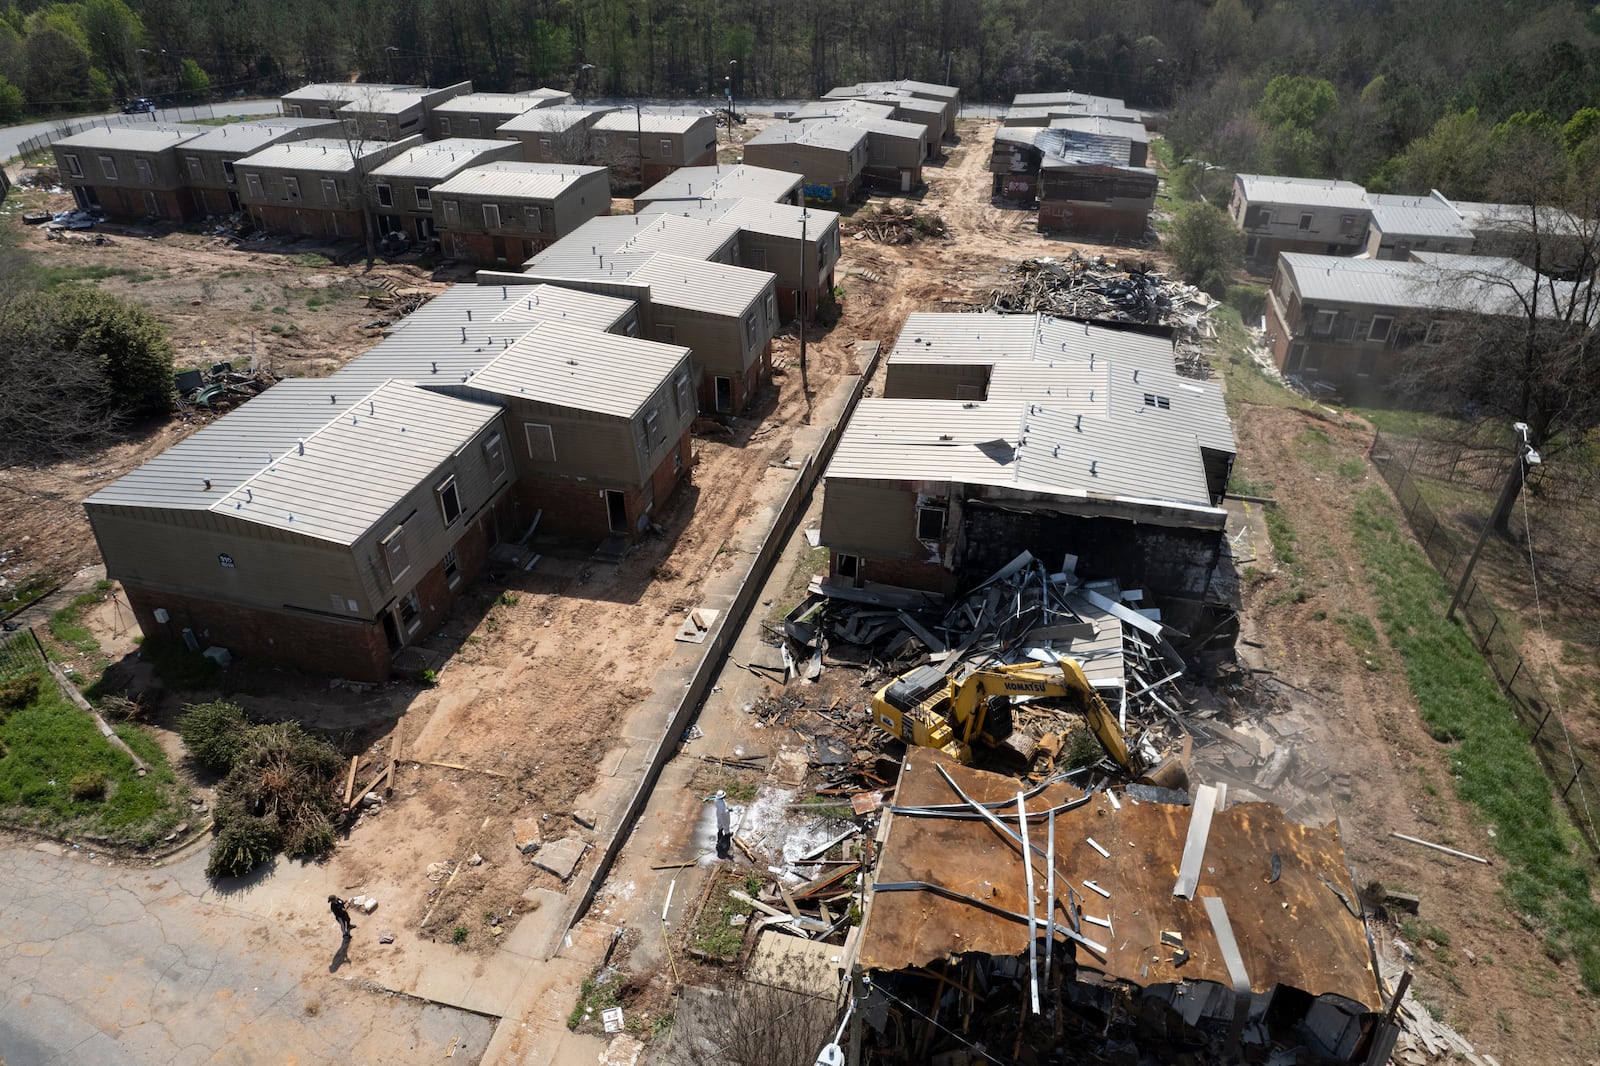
[871,658,1137,773]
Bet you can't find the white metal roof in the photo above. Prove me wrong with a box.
[464,319,689,418]
[235,137,394,173]
[548,212,741,264]
[499,107,615,135]
[828,311,1234,512]
[798,111,925,142]
[1365,194,1475,241]
[640,196,841,242]
[1279,251,1544,316]
[1234,174,1371,211]
[1448,199,1586,238]
[1048,115,1150,143]
[789,100,896,122]
[53,124,209,152]
[1012,91,1127,108]
[207,381,501,544]
[370,139,518,180]
[747,122,867,152]
[626,253,772,315]
[592,110,711,135]
[336,86,435,114]
[634,164,801,205]
[429,161,606,201]
[282,82,408,104]
[86,379,501,545]
[180,118,340,154]
[431,91,569,118]
[326,282,637,393]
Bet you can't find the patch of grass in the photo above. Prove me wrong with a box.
[143,640,222,691]
[1334,610,1381,662]
[452,924,469,944]
[691,876,754,961]
[567,968,622,1029]
[288,253,333,267]
[0,673,183,846]
[1213,306,1320,416]
[1352,486,1600,991]
[497,591,520,607]
[1263,503,1298,568]
[1,569,59,614]
[712,776,757,803]
[1337,458,1367,481]
[38,264,132,288]
[795,795,855,820]
[1402,918,1454,948]
[1351,406,1462,439]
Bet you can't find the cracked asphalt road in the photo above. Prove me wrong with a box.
[0,842,494,1065]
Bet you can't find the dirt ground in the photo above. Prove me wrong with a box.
[17,119,1600,1060]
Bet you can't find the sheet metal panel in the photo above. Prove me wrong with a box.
[634,163,802,207]
[859,751,1382,1011]
[371,139,520,180]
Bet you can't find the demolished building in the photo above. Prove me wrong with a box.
[848,750,1391,1064]
[818,312,1236,643]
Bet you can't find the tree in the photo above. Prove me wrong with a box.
[0,75,22,122]
[1165,202,1243,296]
[1390,109,1493,199]
[1255,74,1338,175]
[176,56,209,100]
[1396,141,1600,536]
[0,286,175,463]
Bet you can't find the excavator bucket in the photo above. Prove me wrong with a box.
[1083,696,1133,771]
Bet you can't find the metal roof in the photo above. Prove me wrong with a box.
[53,124,209,152]
[370,139,518,180]
[86,379,501,546]
[336,86,436,113]
[798,111,926,142]
[544,212,741,264]
[180,118,341,154]
[431,91,568,118]
[747,122,866,152]
[206,381,501,544]
[282,82,409,104]
[825,311,1234,512]
[1365,193,1474,240]
[499,107,614,135]
[235,137,395,173]
[1048,114,1150,143]
[858,750,1383,1013]
[789,100,895,122]
[1012,90,1127,108]
[429,161,606,201]
[640,196,841,242]
[626,253,772,315]
[1279,252,1533,315]
[463,319,689,418]
[1448,199,1586,238]
[325,282,637,393]
[634,164,801,206]
[1032,128,1144,171]
[1007,101,1144,123]
[835,79,960,102]
[1234,174,1370,211]
[592,110,711,135]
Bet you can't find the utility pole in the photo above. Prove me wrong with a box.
[634,102,643,188]
[1448,421,1541,619]
[798,208,810,405]
[726,59,737,127]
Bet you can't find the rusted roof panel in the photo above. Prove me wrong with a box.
[860,750,1381,1011]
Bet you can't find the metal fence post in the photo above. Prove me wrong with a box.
[1566,761,1586,798]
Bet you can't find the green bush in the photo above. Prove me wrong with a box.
[0,673,40,711]
[179,701,251,772]
[204,719,345,878]
[1165,202,1245,296]
[1225,284,1267,323]
[205,814,282,878]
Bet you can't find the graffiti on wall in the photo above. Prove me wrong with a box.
[802,183,835,203]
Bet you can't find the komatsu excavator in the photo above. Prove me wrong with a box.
[871,658,1141,774]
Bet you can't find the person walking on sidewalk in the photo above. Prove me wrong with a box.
[329,894,354,939]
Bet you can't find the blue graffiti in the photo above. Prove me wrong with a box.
[802,183,836,203]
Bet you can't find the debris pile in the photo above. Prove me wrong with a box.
[971,255,1217,375]
[172,360,280,412]
[846,202,949,244]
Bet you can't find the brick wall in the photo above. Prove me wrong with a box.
[1038,202,1149,242]
[123,582,393,681]
[1265,297,1292,367]
[190,187,240,217]
[91,185,190,222]
[699,347,771,416]
[251,203,364,239]
[854,554,949,594]
[512,433,692,539]
[444,229,544,267]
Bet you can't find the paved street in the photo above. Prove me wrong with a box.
[0,842,494,1066]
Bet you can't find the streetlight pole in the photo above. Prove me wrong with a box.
[726,59,737,127]
[798,208,810,401]
[386,46,398,83]
[634,102,643,188]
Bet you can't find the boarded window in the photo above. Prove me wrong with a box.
[321,178,337,204]
[1312,309,1337,335]
[443,200,460,225]
[525,422,555,462]
[645,408,662,445]
[415,186,431,210]
[439,117,452,136]
[1368,315,1394,342]
[672,370,692,420]
[245,173,263,199]
[99,154,117,180]
[917,504,948,542]
[659,137,673,157]
[375,119,390,138]
[64,154,82,177]
[483,432,506,478]
[381,525,412,582]
[186,156,203,180]
[283,176,300,201]
[1299,212,1313,230]
[657,322,676,344]
[437,476,462,525]
[135,158,153,183]
[749,247,766,270]
[468,118,481,135]
[539,137,552,155]
[377,184,394,208]
[483,203,501,228]
[222,160,236,184]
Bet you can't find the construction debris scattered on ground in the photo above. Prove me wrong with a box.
[172,360,279,412]
[970,255,1218,376]
[845,202,950,244]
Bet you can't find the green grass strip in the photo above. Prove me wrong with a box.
[1351,487,1600,989]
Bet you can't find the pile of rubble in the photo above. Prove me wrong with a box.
[846,202,949,244]
[748,550,1192,786]
[971,254,1218,376]
[173,360,280,412]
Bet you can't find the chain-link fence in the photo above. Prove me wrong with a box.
[1370,430,1599,855]
[0,627,47,682]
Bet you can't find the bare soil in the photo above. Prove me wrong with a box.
[25,121,1600,1058]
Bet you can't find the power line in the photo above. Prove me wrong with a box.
[871,982,1015,1066]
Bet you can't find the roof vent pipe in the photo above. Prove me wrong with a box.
[246,489,252,502]
[467,309,473,321]
[369,400,374,415]
[460,326,467,342]
[432,360,438,372]
[1076,414,1083,432]
[330,394,337,404]
[502,285,507,299]
[203,479,212,490]
[297,438,305,455]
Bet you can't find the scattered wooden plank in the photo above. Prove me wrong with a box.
[1389,832,1489,865]
[342,756,359,807]
[651,859,700,870]
[415,760,512,778]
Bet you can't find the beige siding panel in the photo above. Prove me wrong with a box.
[820,479,922,558]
